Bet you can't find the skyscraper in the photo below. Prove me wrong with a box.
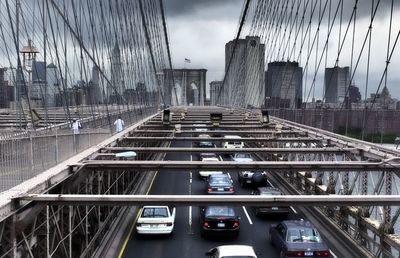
[209,80,223,105]
[324,66,350,103]
[0,68,14,108]
[31,61,46,104]
[110,42,123,101]
[265,61,303,108]
[46,63,59,107]
[225,36,265,108]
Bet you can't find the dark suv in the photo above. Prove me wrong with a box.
[200,206,240,238]
[238,171,268,187]
[252,187,290,217]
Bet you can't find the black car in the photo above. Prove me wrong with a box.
[252,187,290,217]
[238,171,268,187]
[269,220,331,258]
[197,134,214,148]
[200,206,240,237]
[206,174,234,194]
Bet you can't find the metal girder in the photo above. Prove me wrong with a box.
[17,194,400,206]
[132,129,300,135]
[122,136,320,142]
[77,160,398,171]
[101,147,357,154]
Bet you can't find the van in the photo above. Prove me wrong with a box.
[223,135,244,149]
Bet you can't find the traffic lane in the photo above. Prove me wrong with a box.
[122,145,289,258]
[122,140,196,258]
[191,168,294,258]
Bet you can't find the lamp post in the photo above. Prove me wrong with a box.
[20,39,39,109]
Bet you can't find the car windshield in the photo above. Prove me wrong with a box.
[209,176,231,185]
[199,141,213,147]
[141,207,168,218]
[235,153,251,159]
[205,206,235,217]
[201,153,217,159]
[286,228,322,243]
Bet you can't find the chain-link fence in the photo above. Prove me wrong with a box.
[0,105,157,193]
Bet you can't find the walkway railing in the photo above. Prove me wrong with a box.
[0,105,157,192]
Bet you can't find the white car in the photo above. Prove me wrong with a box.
[232,153,253,162]
[222,135,244,149]
[199,157,223,177]
[136,206,176,235]
[205,245,258,258]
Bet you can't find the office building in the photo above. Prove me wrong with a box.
[209,81,223,105]
[324,66,350,103]
[265,61,302,108]
[225,36,265,108]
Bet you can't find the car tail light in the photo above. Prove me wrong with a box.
[232,221,239,228]
[315,250,330,257]
[203,222,210,228]
[229,187,234,192]
[166,222,173,226]
[207,187,212,192]
[285,251,304,257]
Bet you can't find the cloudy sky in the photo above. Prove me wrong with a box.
[164,0,400,100]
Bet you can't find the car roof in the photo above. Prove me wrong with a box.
[216,245,257,257]
[223,135,242,139]
[209,173,229,178]
[202,157,219,161]
[281,220,315,229]
[257,187,282,195]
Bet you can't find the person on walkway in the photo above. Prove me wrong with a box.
[71,119,81,135]
[71,119,82,152]
[114,116,125,133]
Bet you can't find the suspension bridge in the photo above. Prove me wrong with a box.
[1,0,400,257]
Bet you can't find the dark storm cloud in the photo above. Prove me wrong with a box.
[165,0,243,19]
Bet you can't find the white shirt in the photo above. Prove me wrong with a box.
[114,118,125,132]
[72,120,81,134]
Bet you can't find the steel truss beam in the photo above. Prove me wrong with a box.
[100,147,358,154]
[18,194,400,206]
[131,129,301,135]
[77,160,398,171]
[122,136,321,142]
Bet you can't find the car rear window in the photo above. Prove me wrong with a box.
[205,206,235,217]
[209,176,230,184]
[142,208,168,218]
[286,228,322,243]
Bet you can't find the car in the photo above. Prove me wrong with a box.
[194,123,208,132]
[269,220,331,258]
[252,187,290,217]
[200,206,240,237]
[200,153,218,160]
[238,171,268,187]
[205,245,258,258]
[206,173,234,194]
[197,134,214,148]
[136,206,176,235]
[199,156,223,177]
[232,153,253,162]
[222,135,244,149]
